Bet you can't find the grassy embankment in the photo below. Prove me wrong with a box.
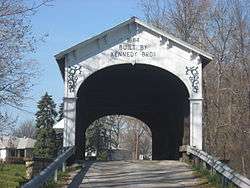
[43,165,82,188]
[193,164,235,188]
[0,164,27,188]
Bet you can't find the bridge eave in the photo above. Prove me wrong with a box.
[55,57,65,80]
[54,17,213,69]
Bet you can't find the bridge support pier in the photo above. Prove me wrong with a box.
[190,98,202,150]
[63,97,77,147]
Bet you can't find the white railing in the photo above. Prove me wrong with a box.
[180,146,250,188]
[22,146,75,188]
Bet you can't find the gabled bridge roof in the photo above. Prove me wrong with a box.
[55,17,213,62]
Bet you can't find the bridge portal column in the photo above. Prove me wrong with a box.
[189,98,202,150]
[63,97,77,147]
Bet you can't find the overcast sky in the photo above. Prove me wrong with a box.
[14,0,144,124]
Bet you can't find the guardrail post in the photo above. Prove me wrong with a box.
[190,155,194,165]
[62,162,66,172]
[221,174,225,188]
[54,168,58,182]
[221,175,229,188]
[202,161,206,169]
[194,157,200,166]
[210,166,214,175]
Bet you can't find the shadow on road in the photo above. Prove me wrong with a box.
[77,160,209,188]
[68,161,94,188]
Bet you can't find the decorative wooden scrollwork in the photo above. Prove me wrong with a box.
[186,66,199,93]
[67,65,82,92]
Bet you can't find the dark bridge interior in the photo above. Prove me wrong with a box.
[75,64,190,160]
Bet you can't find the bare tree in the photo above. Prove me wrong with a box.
[140,0,250,176]
[86,115,152,160]
[13,120,36,138]
[0,113,17,136]
[140,0,210,45]
[121,117,152,160]
[139,0,168,30]
[0,0,52,135]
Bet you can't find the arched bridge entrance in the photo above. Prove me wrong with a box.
[76,64,189,160]
[55,17,212,160]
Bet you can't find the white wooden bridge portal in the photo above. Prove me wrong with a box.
[55,17,212,160]
[23,17,250,188]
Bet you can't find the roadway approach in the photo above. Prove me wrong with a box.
[60,160,211,188]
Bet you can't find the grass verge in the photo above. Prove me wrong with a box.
[43,165,82,188]
[0,163,27,188]
[192,164,235,188]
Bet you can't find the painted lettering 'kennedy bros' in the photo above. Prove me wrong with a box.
[110,37,156,58]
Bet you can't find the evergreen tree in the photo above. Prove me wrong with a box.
[55,101,64,151]
[85,118,110,159]
[85,116,121,160]
[33,92,58,158]
[57,102,64,121]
